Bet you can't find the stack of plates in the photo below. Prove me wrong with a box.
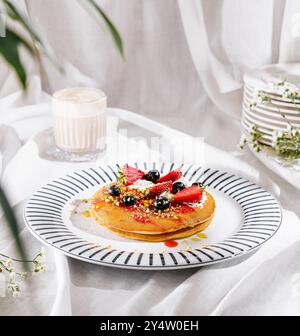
[242,63,300,146]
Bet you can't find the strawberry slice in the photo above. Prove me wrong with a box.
[120,164,144,185]
[156,169,182,183]
[149,181,172,196]
[173,186,202,203]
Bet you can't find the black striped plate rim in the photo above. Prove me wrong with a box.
[23,162,282,270]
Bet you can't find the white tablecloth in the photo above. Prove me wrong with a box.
[1,104,300,316]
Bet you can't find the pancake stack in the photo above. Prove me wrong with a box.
[90,165,215,242]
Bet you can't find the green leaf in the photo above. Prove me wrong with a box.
[0,186,28,265]
[79,0,124,59]
[0,28,34,89]
[4,0,42,45]
[3,0,62,71]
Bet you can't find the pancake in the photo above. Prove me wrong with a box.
[91,184,215,241]
[91,209,213,242]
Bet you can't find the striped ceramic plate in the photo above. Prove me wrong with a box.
[24,163,282,270]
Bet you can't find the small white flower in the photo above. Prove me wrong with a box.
[0,248,47,297]
[239,134,247,144]
[239,134,248,149]
[4,258,12,269]
[39,247,45,257]
[7,282,21,297]
[33,261,45,274]
[249,101,257,110]
[9,272,16,281]
[19,272,29,281]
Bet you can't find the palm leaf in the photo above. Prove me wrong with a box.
[78,0,124,59]
[0,28,34,89]
[4,0,42,45]
[3,0,62,70]
[0,0,124,264]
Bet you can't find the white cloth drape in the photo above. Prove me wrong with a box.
[1,104,300,316]
[178,0,300,117]
[3,0,299,149]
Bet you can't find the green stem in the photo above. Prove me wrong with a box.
[0,260,28,278]
[0,252,34,263]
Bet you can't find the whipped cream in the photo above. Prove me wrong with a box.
[128,179,208,208]
[188,191,207,208]
[128,179,154,191]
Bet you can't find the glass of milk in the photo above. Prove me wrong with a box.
[51,87,106,161]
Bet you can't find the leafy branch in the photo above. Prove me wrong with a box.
[243,79,300,162]
[239,125,263,153]
[240,124,300,162]
[0,248,45,297]
[0,0,124,89]
[274,127,300,161]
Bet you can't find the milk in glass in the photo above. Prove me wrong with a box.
[52,87,106,154]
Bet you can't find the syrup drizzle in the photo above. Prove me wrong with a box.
[164,240,179,248]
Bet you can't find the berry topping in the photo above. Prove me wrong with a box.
[173,186,202,203]
[156,169,182,183]
[149,181,172,196]
[119,164,144,185]
[192,182,204,188]
[144,169,160,182]
[172,181,185,194]
[108,184,121,196]
[153,196,171,211]
[122,194,137,206]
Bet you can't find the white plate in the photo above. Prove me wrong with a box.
[244,63,300,96]
[24,163,282,270]
[242,114,276,134]
[249,147,300,191]
[245,84,300,102]
[241,120,273,146]
[244,86,300,112]
[243,106,295,131]
[242,108,295,134]
[243,104,293,128]
[242,99,300,125]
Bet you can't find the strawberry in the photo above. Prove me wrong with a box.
[149,181,172,196]
[173,186,202,203]
[119,164,144,185]
[156,169,182,183]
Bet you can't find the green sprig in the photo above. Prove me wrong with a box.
[274,128,300,161]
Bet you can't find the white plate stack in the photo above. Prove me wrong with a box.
[242,63,300,146]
